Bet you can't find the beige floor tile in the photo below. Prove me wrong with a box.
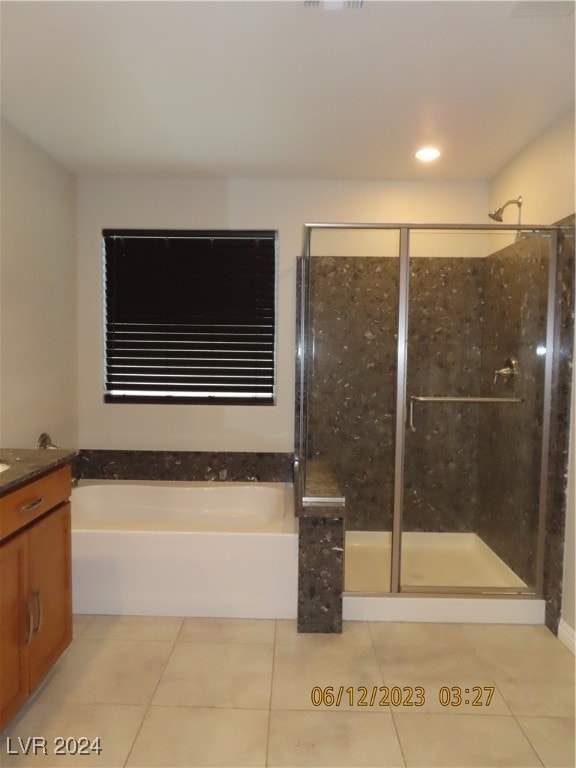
[394,712,542,767]
[496,675,575,718]
[369,622,477,662]
[267,709,404,767]
[461,624,569,656]
[370,623,509,714]
[481,644,575,686]
[458,625,575,717]
[6,616,570,768]
[276,620,373,648]
[271,641,383,710]
[0,699,146,767]
[462,625,574,673]
[72,614,94,639]
[518,716,576,767]
[125,705,268,767]
[468,649,573,717]
[374,639,494,682]
[81,614,184,642]
[178,616,275,644]
[38,639,173,706]
[152,642,273,709]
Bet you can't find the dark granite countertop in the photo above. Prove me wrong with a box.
[0,449,78,496]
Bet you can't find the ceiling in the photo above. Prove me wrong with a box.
[1,1,574,180]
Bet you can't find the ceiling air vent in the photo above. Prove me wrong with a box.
[304,0,364,9]
[509,1,574,16]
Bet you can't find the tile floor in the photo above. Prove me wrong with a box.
[1,616,574,767]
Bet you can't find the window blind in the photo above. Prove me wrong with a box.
[103,229,277,404]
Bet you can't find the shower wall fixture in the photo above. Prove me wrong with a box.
[488,196,523,223]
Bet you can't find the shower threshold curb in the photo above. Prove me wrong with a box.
[343,595,545,624]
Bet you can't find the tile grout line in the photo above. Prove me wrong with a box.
[122,622,184,768]
[513,716,547,768]
[122,704,149,767]
[368,620,408,767]
[264,619,278,768]
[453,623,519,721]
[73,613,97,640]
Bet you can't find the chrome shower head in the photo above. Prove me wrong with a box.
[488,196,523,222]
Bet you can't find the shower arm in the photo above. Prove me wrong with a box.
[488,196,523,223]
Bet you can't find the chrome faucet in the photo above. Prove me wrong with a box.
[37,432,60,450]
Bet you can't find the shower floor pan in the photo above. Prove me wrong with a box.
[343,531,544,624]
[345,531,526,592]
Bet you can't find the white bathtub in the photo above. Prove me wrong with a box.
[71,481,298,618]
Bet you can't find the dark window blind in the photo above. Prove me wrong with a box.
[103,229,277,404]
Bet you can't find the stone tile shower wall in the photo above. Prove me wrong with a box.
[308,256,487,533]
[477,238,549,587]
[307,257,398,530]
[307,245,550,570]
[403,259,485,533]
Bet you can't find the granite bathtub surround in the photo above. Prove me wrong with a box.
[74,450,294,483]
[297,504,345,633]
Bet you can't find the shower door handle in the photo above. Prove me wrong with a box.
[493,366,515,384]
[408,398,416,432]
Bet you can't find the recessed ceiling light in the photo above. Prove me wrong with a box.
[416,147,441,162]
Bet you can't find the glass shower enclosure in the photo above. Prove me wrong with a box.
[295,224,559,598]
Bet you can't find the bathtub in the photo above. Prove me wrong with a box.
[71,481,298,618]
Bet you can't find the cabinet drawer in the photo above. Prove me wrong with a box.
[0,466,71,542]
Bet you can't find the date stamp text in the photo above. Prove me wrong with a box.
[310,685,495,708]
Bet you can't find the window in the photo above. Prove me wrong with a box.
[103,229,277,404]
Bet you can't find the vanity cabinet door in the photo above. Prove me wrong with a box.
[0,531,30,729]
[28,502,72,691]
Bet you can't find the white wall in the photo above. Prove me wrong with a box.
[489,110,575,224]
[77,176,488,451]
[0,119,78,448]
[490,110,576,642]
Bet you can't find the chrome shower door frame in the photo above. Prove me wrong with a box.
[297,222,560,598]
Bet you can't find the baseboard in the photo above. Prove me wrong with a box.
[343,595,545,624]
[557,618,576,655]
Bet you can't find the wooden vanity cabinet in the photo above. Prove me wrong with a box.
[0,466,72,730]
[0,532,29,727]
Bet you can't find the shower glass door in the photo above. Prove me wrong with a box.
[303,227,400,593]
[400,228,551,594]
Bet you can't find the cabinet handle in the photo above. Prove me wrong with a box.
[24,600,34,645]
[19,497,44,514]
[33,589,43,634]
